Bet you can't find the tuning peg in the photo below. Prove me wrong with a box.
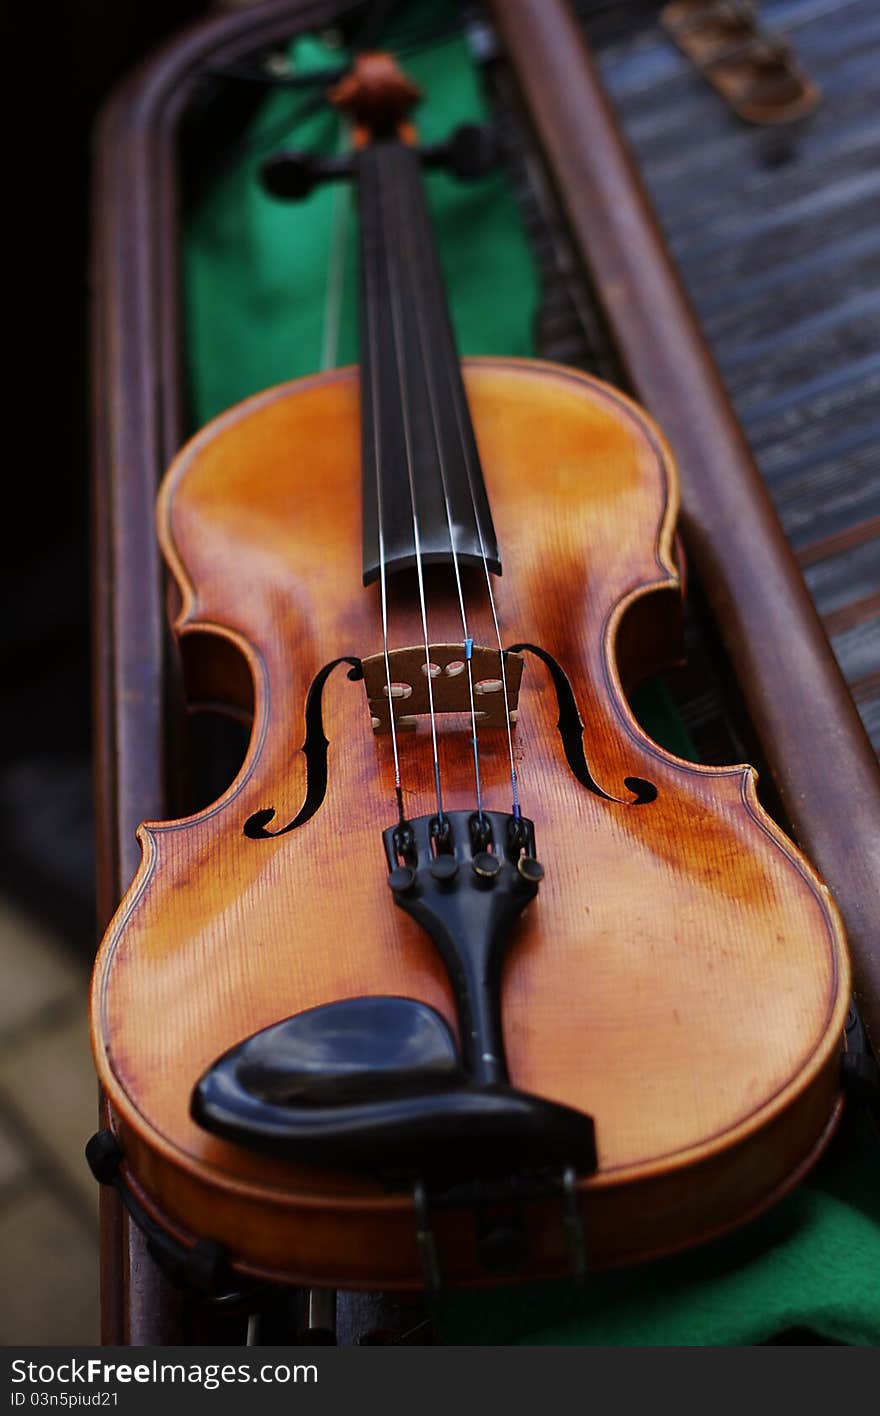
[442,123,501,180]
[421,124,501,180]
[260,149,354,201]
[261,124,499,202]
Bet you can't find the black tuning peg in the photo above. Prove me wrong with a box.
[434,123,501,181]
[260,149,354,201]
[261,123,500,203]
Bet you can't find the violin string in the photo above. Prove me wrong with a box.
[362,159,404,822]
[380,156,445,825]
[392,153,486,822]
[453,400,521,818]
[419,212,522,819]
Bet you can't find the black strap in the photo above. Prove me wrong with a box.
[85,1130,251,1302]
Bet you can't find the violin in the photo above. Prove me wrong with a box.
[90,53,849,1291]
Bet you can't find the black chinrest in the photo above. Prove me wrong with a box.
[192,996,596,1179]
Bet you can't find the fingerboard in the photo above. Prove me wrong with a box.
[357,140,500,585]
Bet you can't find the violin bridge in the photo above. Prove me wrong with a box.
[362,644,524,734]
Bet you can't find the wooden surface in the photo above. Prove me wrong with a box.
[486,0,880,1061]
[92,360,848,1288]
[584,0,879,745]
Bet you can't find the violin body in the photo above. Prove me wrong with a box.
[91,358,848,1287]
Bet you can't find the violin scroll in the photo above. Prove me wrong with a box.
[328,51,421,141]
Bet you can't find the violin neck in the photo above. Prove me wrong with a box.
[357,139,500,586]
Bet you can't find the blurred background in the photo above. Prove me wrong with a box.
[2,0,206,1344]
[2,0,877,1344]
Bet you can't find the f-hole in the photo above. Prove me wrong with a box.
[509,643,657,806]
[244,656,363,839]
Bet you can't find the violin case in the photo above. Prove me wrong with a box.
[90,0,880,1344]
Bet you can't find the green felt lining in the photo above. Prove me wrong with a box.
[183,8,879,1346]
